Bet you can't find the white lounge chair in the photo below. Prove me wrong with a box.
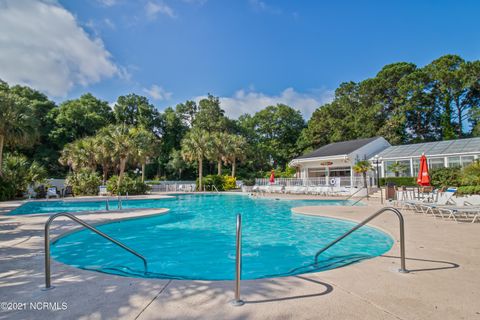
[309,186,323,195]
[26,186,36,199]
[438,205,480,223]
[46,187,59,199]
[402,188,456,213]
[415,188,458,215]
[99,185,109,196]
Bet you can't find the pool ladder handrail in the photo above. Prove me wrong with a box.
[350,193,370,206]
[343,186,366,201]
[44,212,148,289]
[314,207,408,273]
[231,213,244,306]
[118,193,123,209]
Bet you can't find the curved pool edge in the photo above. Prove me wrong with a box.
[6,194,178,216]
[291,205,398,255]
[49,208,171,244]
[49,200,394,281]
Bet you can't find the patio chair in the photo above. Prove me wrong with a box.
[309,186,322,195]
[297,186,307,194]
[63,185,74,198]
[416,188,458,215]
[26,186,36,199]
[98,185,109,196]
[270,185,284,193]
[338,187,350,196]
[36,185,46,199]
[395,186,412,203]
[402,188,455,212]
[438,205,480,223]
[46,187,59,199]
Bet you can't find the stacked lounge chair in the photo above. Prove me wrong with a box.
[401,187,480,223]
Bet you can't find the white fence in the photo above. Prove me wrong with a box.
[146,180,196,192]
[255,176,376,188]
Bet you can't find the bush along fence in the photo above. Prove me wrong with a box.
[378,161,480,195]
[196,175,237,191]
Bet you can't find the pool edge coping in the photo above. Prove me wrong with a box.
[291,206,398,258]
[49,208,171,244]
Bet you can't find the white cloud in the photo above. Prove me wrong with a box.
[104,18,116,29]
[249,0,281,14]
[143,84,173,101]
[97,0,117,7]
[181,0,207,5]
[195,88,334,119]
[145,1,176,19]
[0,0,120,97]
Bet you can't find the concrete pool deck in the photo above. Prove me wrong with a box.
[0,194,479,319]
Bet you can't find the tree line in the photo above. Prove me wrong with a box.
[1,54,479,188]
[298,55,480,153]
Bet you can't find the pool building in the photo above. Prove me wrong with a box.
[288,136,480,187]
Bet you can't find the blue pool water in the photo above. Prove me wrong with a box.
[46,194,393,280]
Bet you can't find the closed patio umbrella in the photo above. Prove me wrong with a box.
[417,154,430,186]
[269,170,275,184]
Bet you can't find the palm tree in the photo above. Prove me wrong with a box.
[353,160,372,189]
[58,142,77,172]
[209,132,228,175]
[223,134,247,177]
[78,137,97,171]
[94,130,115,183]
[167,150,187,179]
[59,137,97,172]
[132,127,157,182]
[388,162,408,177]
[181,128,211,191]
[0,90,38,176]
[106,125,136,185]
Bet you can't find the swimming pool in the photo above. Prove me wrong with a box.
[46,194,393,280]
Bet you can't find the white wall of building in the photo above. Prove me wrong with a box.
[293,137,391,183]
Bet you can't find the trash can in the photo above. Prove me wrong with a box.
[386,182,396,200]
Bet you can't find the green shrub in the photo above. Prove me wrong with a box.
[107,175,150,195]
[430,167,462,188]
[66,169,102,196]
[456,186,480,196]
[195,175,238,191]
[242,178,255,186]
[196,175,225,191]
[0,153,47,200]
[223,175,237,190]
[380,176,416,187]
[461,161,480,186]
[0,176,16,201]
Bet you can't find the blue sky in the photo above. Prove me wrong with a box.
[1,0,479,118]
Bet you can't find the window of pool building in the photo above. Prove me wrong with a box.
[373,137,480,178]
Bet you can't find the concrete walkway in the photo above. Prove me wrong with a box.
[0,196,479,319]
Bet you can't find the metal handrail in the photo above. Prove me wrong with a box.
[350,193,370,206]
[351,187,386,206]
[118,193,122,209]
[44,212,148,289]
[314,207,408,273]
[344,187,366,201]
[212,185,219,192]
[231,213,244,306]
